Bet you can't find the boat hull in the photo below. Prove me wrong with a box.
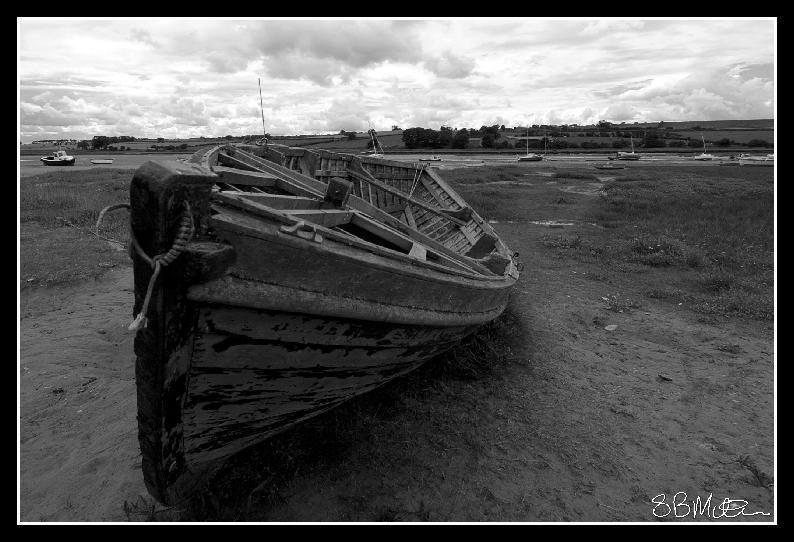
[40,158,75,166]
[129,158,516,503]
[179,304,476,466]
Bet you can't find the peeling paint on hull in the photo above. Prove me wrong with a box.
[178,305,474,481]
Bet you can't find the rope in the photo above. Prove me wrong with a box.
[97,200,195,332]
[408,163,425,199]
[129,201,195,331]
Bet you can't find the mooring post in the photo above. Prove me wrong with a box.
[129,160,219,503]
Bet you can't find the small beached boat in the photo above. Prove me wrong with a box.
[614,136,640,161]
[124,143,519,503]
[40,150,75,166]
[693,135,715,161]
[516,126,544,162]
[362,128,385,158]
[90,159,114,165]
[738,153,774,167]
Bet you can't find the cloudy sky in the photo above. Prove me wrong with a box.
[18,17,775,142]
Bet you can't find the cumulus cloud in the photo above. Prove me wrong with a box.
[129,28,159,47]
[600,103,640,123]
[580,20,645,37]
[424,52,476,79]
[616,66,774,120]
[18,19,775,141]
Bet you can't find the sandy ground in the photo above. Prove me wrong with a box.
[19,268,151,521]
[19,186,774,522]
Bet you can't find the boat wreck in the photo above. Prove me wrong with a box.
[126,143,519,503]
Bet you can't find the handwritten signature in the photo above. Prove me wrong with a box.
[652,492,771,519]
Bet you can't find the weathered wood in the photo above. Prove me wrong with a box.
[230,193,322,210]
[324,177,352,208]
[182,241,237,283]
[214,166,279,188]
[346,168,467,227]
[404,205,417,228]
[129,160,216,503]
[341,195,490,275]
[408,242,427,261]
[284,209,354,228]
[225,147,326,195]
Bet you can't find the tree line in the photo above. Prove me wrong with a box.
[401,125,773,150]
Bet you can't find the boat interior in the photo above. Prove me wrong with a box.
[190,144,514,278]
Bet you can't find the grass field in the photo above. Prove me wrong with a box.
[445,164,774,321]
[19,168,132,288]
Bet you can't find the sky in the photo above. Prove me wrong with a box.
[18,17,776,142]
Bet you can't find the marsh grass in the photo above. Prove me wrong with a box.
[443,165,527,185]
[20,169,132,287]
[556,168,773,319]
[552,171,598,181]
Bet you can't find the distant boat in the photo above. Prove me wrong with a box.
[516,126,543,161]
[364,128,385,158]
[40,150,75,166]
[738,153,774,167]
[420,155,443,162]
[615,136,640,161]
[90,159,114,165]
[693,135,715,161]
[595,163,625,170]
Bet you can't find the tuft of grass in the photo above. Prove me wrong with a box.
[542,234,582,250]
[697,267,734,293]
[552,171,597,180]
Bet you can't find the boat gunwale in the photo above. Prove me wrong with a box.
[194,143,518,283]
[209,205,517,291]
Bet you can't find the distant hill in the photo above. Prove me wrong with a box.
[633,119,773,130]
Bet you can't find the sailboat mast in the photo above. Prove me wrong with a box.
[258,78,267,147]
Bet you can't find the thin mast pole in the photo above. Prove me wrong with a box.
[258,78,267,147]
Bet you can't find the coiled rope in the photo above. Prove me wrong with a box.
[96,200,195,331]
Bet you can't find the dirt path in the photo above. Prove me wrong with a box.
[18,228,774,522]
[19,268,152,521]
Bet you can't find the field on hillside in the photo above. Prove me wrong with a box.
[19,162,774,522]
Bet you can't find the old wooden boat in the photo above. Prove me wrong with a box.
[128,143,518,503]
[40,150,75,166]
